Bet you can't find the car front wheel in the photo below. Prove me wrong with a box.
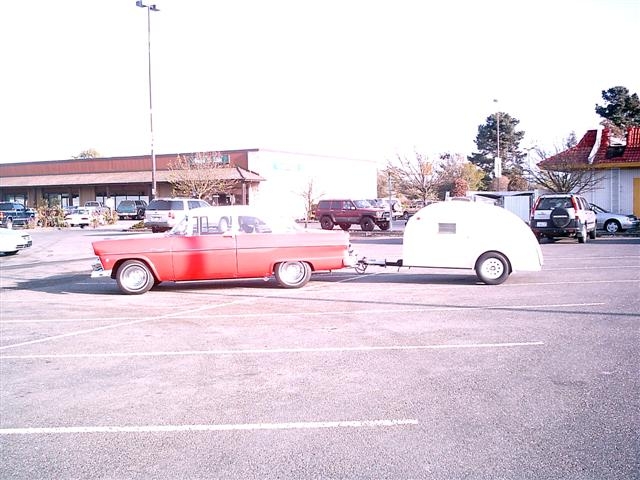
[360,217,375,231]
[274,261,311,288]
[116,260,155,294]
[604,220,621,234]
[475,252,510,285]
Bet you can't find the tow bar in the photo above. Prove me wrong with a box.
[355,257,403,274]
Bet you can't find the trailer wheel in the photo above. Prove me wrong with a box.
[475,252,510,285]
[274,261,311,288]
[320,216,334,230]
[360,217,375,231]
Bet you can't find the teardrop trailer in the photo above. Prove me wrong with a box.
[354,201,544,285]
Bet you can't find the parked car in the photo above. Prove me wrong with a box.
[116,200,147,220]
[0,228,32,255]
[0,201,33,228]
[64,208,93,228]
[144,197,211,233]
[92,205,357,294]
[589,203,639,234]
[530,194,597,243]
[315,199,391,231]
[84,201,110,214]
[373,198,405,219]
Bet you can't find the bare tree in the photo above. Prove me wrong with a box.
[298,178,324,227]
[168,152,238,203]
[385,152,440,203]
[528,147,603,194]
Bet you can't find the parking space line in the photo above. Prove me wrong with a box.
[1,341,544,359]
[0,302,607,325]
[0,418,419,435]
[0,297,256,351]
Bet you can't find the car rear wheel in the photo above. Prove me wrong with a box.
[589,226,597,239]
[320,217,334,230]
[360,217,375,231]
[116,260,155,294]
[475,252,510,285]
[274,261,311,288]
[604,219,621,234]
[578,224,587,243]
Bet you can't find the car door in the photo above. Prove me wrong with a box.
[235,214,283,278]
[169,214,237,281]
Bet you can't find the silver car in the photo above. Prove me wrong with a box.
[590,203,640,234]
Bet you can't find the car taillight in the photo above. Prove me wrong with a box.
[530,198,540,218]
[571,197,580,221]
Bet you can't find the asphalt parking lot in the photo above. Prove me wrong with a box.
[1,225,639,479]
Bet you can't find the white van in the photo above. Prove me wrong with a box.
[357,201,543,284]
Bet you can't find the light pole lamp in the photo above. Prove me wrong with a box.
[136,1,160,199]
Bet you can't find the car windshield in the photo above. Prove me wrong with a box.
[170,211,301,236]
[354,200,375,208]
[148,200,184,211]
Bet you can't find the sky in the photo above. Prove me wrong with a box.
[0,0,638,165]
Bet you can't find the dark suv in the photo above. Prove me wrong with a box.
[315,199,391,231]
[116,200,147,220]
[530,193,597,243]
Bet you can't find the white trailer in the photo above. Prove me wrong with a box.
[356,201,543,285]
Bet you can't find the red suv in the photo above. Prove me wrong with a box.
[315,199,391,231]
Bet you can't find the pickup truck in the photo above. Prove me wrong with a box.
[0,202,34,228]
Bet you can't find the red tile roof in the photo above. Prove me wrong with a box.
[538,127,640,169]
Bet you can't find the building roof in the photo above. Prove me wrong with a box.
[0,166,264,188]
[538,127,640,170]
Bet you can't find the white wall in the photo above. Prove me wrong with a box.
[583,167,639,214]
[247,150,379,219]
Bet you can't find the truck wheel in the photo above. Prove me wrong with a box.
[320,217,334,230]
[116,260,155,294]
[5,218,13,229]
[339,224,350,231]
[274,261,311,288]
[589,226,597,239]
[475,252,510,285]
[360,217,375,231]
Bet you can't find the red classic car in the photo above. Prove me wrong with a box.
[91,205,357,294]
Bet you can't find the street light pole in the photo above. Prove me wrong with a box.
[493,98,501,178]
[136,1,160,199]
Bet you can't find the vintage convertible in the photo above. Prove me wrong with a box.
[91,205,357,294]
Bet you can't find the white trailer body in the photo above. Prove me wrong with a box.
[358,201,544,284]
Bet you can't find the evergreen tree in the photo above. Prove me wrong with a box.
[468,113,526,190]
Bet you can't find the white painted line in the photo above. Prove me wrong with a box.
[0,418,419,435]
[0,341,544,359]
[0,297,256,351]
[0,303,607,324]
